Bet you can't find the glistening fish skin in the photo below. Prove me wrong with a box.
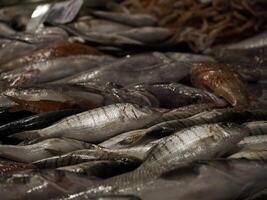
[0,138,93,163]
[59,123,246,199]
[0,109,84,138]
[14,103,162,143]
[0,55,116,86]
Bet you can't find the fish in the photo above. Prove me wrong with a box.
[117,27,172,44]
[243,121,267,136]
[191,63,254,108]
[0,42,101,72]
[0,138,93,163]
[0,109,83,138]
[57,160,139,178]
[127,83,227,109]
[0,55,116,86]
[55,53,190,86]
[239,135,267,147]
[13,103,162,142]
[229,149,267,161]
[89,11,157,27]
[0,158,35,172]
[0,107,32,126]
[33,146,143,169]
[58,123,246,199]
[0,169,98,200]
[0,27,68,65]
[3,86,105,112]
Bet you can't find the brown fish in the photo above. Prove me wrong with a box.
[191,63,254,108]
[0,42,101,72]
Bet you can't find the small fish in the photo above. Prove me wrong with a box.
[0,55,116,86]
[0,138,93,163]
[3,86,105,112]
[239,135,267,146]
[0,158,35,172]
[57,160,139,178]
[0,42,101,72]
[0,109,83,138]
[90,11,157,27]
[33,146,143,169]
[127,83,227,109]
[117,27,172,44]
[60,123,246,199]
[229,149,267,161]
[191,63,254,108]
[55,53,190,86]
[13,103,162,142]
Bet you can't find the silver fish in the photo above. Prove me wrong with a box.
[0,55,115,86]
[59,123,246,199]
[229,149,267,160]
[90,11,157,27]
[0,138,92,163]
[14,103,162,142]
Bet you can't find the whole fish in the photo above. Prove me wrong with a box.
[59,123,246,199]
[55,53,190,86]
[13,103,162,142]
[127,83,227,108]
[90,11,157,27]
[3,86,105,112]
[57,160,139,178]
[0,55,115,86]
[0,109,83,138]
[0,42,101,72]
[33,146,143,169]
[191,63,254,108]
[0,138,93,163]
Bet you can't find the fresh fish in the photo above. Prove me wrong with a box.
[191,63,254,108]
[243,121,267,136]
[3,86,105,112]
[0,55,115,86]
[0,138,93,163]
[239,135,267,146]
[55,53,190,86]
[72,18,132,34]
[13,103,162,142]
[117,27,172,44]
[127,83,227,109]
[0,169,98,200]
[0,109,83,138]
[57,160,139,178]
[229,149,267,160]
[90,11,157,27]
[0,158,35,172]
[59,123,246,199]
[165,52,216,63]
[221,31,267,49]
[0,27,68,65]
[0,42,101,72]
[0,107,32,126]
[33,146,143,169]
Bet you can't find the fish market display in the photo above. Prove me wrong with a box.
[0,0,266,200]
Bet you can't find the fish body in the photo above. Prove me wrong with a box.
[14,103,162,142]
[0,138,93,163]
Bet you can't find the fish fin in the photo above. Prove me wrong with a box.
[45,148,62,156]
[11,130,41,140]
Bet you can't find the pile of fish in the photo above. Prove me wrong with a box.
[0,0,267,200]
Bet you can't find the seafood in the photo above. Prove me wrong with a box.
[0,138,93,163]
[59,123,246,198]
[191,63,254,108]
[243,121,267,136]
[13,103,162,142]
[0,55,115,86]
[0,158,35,172]
[0,109,83,138]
